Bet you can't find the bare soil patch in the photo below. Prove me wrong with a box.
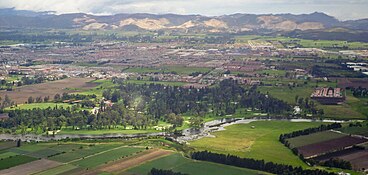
[0,78,96,104]
[0,159,61,175]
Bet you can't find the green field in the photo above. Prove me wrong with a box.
[337,122,368,136]
[189,121,324,167]
[258,81,366,120]
[72,146,144,168]
[127,153,269,175]
[286,131,346,148]
[0,151,19,159]
[0,155,38,170]
[5,103,73,110]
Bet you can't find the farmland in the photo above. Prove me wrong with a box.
[127,153,269,175]
[0,155,38,170]
[72,146,144,168]
[0,78,97,104]
[297,136,367,158]
[286,131,346,148]
[189,121,324,167]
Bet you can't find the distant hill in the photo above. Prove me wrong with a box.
[0,8,368,34]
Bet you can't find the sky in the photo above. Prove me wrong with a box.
[0,0,367,20]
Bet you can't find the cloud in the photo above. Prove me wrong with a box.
[0,0,367,20]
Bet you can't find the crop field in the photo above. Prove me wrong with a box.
[0,141,15,150]
[189,121,324,167]
[0,159,61,175]
[337,150,368,171]
[337,125,368,136]
[72,146,144,168]
[35,164,79,175]
[0,155,38,170]
[0,151,18,159]
[126,153,268,175]
[98,149,172,173]
[0,78,97,104]
[49,144,121,163]
[297,136,368,158]
[286,131,346,148]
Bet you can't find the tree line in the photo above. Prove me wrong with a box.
[191,151,336,175]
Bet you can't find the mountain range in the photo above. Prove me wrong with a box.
[1,8,368,34]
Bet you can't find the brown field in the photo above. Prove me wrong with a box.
[337,78,368,88]
[297,136,368,158]
[100,149,172,173]
[338,150,368,171]
[0,78,97,104]
[0,159,61,175]
[78,149,173,175]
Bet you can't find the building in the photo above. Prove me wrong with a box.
[311,87,345,105]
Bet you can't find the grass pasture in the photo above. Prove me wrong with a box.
[286,131,346,148]
[127,153,268,175]
[189,121,324,167]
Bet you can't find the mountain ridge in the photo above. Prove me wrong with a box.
[0,8,367,33]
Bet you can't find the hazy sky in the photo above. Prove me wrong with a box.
[0,0,367,20]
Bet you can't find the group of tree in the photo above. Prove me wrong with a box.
[0,101,161,134]
[0,79,292,133]
[0,95,14,111]
[322,158,352,170]
[102,79,291,119]
[191,151,336,175]
[54,93,97,102]
[27,96,49,104]
[294,95,324,116]
[351,87,368,97]
[148,168,188,175]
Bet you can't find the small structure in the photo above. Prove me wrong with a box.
[311,87,345,105]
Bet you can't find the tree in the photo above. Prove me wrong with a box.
[28,96,34,104]
[16,139,21,147]
[44,96,50,102]
[54,94,61,102]
[189,116,203,129]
